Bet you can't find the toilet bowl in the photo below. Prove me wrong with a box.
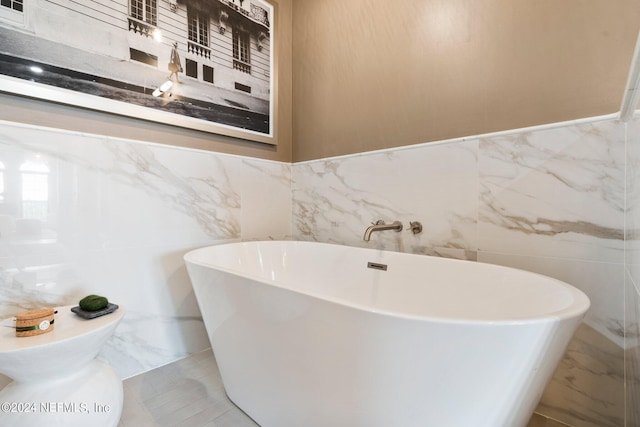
[0,305,125,427]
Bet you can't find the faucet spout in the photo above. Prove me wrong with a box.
[363,220,403,241]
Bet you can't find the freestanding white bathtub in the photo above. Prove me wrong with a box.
[184,241,590,427]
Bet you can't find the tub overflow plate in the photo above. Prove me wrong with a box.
[367,262,388,271]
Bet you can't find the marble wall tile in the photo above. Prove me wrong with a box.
[293,141,479,259]
[292,117,628,427]
[478,120,625,263]
[625,114,640,427]
[626,116,640,276]
[477,119,628,427]
[626,116,640,293]
[625,272,640,427]
[0,121,292,379]
[2,112,629,425]
[537,323,624,427]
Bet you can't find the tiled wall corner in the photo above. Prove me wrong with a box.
[625,271,640,427]
[625,114,640,427]
[476,119,627,427]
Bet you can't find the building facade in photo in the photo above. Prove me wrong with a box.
[0,0,271,106]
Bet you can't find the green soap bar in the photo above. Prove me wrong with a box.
[79,295,109,312]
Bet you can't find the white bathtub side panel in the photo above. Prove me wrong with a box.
[187,261,583,427]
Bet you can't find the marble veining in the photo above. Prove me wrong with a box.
[0,126,243,244]
[535,324,624,427]
[478,121,625,264]
[0,113,633,426]
[625,114,640,427]
[625,271,640,427]
[0,121,292,380]
[293,141,478,259]
[102,141,242,240]
[292,116,627,427]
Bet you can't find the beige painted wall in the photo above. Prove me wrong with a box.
[1,0,293,163]
[292,0,640,162]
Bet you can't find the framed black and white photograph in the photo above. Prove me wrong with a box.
[0,0,275,144]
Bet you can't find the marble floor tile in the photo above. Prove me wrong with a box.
[535,323,624,427]
[625,273,640,427]
[121,349,257,427]
[528,413,574,427]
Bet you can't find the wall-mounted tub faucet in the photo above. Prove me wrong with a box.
[363,220,403,241]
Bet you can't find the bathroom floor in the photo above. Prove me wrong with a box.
[118,349,258,427]
[118,349,568,427]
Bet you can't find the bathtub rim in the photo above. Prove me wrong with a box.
[184,240,591,326]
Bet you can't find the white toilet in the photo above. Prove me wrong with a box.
[0,305,125,427]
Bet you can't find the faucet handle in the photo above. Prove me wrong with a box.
[408,221,423,235]
[372,220,385,225]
